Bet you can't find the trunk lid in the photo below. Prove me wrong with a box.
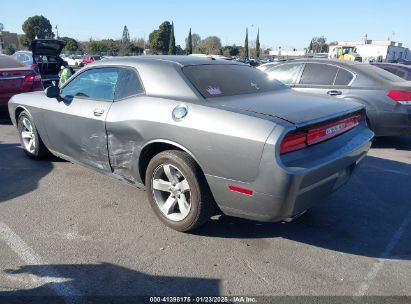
[212,90,363,126]
[31,39,65,56]
[0,68,34,93]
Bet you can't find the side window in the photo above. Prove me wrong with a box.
[334,68,354,85]
[299,63,338,85]
[395,69,407,79]
[266,63,303,85]
[115,68,144,100]
[62,68,119,101]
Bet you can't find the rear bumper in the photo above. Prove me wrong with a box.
[370,108,411,136]
[206,124,374,222]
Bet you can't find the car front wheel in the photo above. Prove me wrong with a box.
[17,111,50,159]
[146,150,214,232]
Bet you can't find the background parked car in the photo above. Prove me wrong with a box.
[12,39,66,87]
[82,55,101,65]
[264,59,411,136]
[11,51,40,74]
[371,63,411,81]
[0,55,43,111]
[64,55,84,67]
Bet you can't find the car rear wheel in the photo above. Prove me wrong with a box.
[146,150,214,232]
[18,111,50,159]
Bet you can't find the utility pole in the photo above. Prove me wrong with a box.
[55,25,59,39]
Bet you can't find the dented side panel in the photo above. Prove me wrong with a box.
[105,96,276,184]
[41,97,113,171]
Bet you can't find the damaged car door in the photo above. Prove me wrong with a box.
[43,67,119,170]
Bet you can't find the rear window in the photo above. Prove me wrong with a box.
[183,64,284,98]
[334,68,354,85]
[0,55,24,69]
[359,65,406,83]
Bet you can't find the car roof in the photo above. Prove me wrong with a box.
[283,58,364,66]
[372,62,411,69]
[91,55,244,67]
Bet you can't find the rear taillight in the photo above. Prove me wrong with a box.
[387,90,411,105]
[280,113,362,155]
[280,132,307,154]
[22,73,43,92]
[29,64,40,73]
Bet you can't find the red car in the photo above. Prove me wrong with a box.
[82,55,101,65]
[0,55,43,111]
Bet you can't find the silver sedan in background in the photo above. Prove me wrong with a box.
[265,59,411,136]
[8,56,373,231]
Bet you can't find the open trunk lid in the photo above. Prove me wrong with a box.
[31,39,65,56]
[212,90,364,126]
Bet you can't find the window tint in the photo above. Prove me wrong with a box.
[266,63,303,85]
[183,65,284,98]
[334,68,354,85]
[395,70,407,79]
[300,63,338,85]
[115,68,144,100]
[62,68,119,101]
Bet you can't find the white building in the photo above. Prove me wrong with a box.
[269,50,306,57]
[336,39,411,62]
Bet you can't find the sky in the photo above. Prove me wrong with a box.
[2,0,411,50]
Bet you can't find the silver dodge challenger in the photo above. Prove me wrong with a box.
[8,56,374,231]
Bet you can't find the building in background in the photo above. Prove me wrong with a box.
[0,30,19,54]
[269,50,306,57]
[334,38,411,62]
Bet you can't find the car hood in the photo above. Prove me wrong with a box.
[31,39,65,56]
[211,89,364,126]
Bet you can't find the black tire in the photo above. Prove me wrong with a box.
[17,111,50,159]
[145,150,215,232]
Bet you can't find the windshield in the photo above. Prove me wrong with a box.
[183,64,285,98]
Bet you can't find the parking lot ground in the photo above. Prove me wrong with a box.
[0,115,411,300]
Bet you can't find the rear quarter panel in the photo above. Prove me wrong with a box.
[105,96,278,184]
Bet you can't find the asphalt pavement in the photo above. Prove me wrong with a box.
[0,114,410,302]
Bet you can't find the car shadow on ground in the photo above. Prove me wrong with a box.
[0,263,219,301]
[372,135,411,151]
[0,143,56,204]
[195,154,411,260]
[0,112,12,125]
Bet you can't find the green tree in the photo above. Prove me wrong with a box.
[168,22,176,55]
[88,40,109,54]
[5,45,16,55]
[185,33,201,53]
[244,28,249,59]
[175,45,185,55]
[149,21,172,54]
[186,28,193,54]
[222,45,239,57]
[255,28,260,58]
[122,25,130,43]
[309,36,329,53]
[61,37,79,53]
[21,15,54,49]
[197,36,222,55]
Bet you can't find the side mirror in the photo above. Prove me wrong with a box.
[45,86,60,98]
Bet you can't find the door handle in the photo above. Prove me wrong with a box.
[327,90,342,96]
[93,109,104,116]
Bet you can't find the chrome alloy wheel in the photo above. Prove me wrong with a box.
[151,164,192,221]
[20,117,36,153]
